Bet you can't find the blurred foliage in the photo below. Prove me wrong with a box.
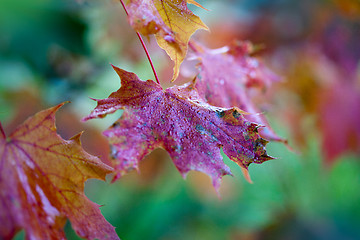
[1,0,360,239]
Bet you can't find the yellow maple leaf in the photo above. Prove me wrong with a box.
[125,0,208,81]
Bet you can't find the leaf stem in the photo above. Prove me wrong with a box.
[188,40,198,52]
[0,122,5,139]
[118,0,161,85]
[188,40,204,54]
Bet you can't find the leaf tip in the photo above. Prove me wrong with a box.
[44,102,69,131]
[171,67,180,82]
[111,64,141,86]
[232,106,249,116]
[211,177,223,198]
[183,77,198,90]
[81,116,90,122]
[180,171,189,180]
[281,139,298,153]
[240,166,253,183]
[110,63,117,70]
[111,64,124,80]
[111,174,119,183]
[187,0,210,11]
[52,101,68,112]
[69,132,83,145]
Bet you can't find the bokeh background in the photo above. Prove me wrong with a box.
[1,0,360,239]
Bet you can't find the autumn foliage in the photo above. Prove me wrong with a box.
[2,0,359,239]
[84,66,273,190]
[0,104,118,239]
[0,0,282,238]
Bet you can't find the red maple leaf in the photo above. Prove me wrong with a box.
[318,82,360,164]
[84,65,273,192]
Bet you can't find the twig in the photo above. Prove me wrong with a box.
[119,0,161,85]
[188,40,198,52]
[0,122,6,139]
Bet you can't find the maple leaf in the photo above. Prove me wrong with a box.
[0,103,119,240]
[279,44,360,162]
[318,82,360,164]
[124,0,208,81]
[84,65,273,191]
[191,41,287,144]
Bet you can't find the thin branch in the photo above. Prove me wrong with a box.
[135,32,161,85]
[188,40,198,52]
[118,0,161,85]
[188,40,205,54]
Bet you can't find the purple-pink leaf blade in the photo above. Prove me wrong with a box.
[192,41,287,145]
[85,66,273,192]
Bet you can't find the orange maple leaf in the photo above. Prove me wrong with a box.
[125,0,208,81]
[0,103,119,240]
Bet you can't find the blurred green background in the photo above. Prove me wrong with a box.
[1,0,360,239]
